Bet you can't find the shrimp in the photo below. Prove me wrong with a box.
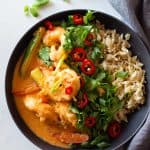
[24,95,59,122]
[43,27,68,62]
[44,68,80,102]
[50,45,66,62]
[43,27,65,47]
[53,132,89,144]
[55,102,77,127]
[24,95,77,127]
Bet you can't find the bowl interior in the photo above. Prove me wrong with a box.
[5,9,150,150]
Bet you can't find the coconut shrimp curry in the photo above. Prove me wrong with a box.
[12,11,145,149]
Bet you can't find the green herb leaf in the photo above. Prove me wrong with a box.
[83,10,95,24]
[90,135,106,145]
[96,71,106,82]
[116,71,128,79]
[91,47,104,61]
[39,47,52,66]
[97,141,110,148]
[63,25,92,50]
[84,75,100,91]
[70,104,80,114]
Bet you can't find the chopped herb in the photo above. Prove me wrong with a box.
[70,104,80,114]
[83,10,95,24]
[116,71,128,79]
[90,46,104,61]
[90,135,107,145]
[63,25,92,50]
[97,141,110,148]
[39,47,52,66]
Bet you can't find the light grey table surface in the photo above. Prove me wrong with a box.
[0,0,122,149]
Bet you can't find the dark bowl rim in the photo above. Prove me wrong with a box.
[5,9,150,150]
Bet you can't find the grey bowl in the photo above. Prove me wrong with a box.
[5,9,150,150]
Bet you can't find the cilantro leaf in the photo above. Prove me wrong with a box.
[83,10,95,24]
[116,71,128,79]
[63,25,92,50]
[91,47,104,61]
[84,75,100,91]
[38,47,52,66]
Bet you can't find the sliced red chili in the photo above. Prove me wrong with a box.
[71,48,87,62]
[73,14,83,25]
[77,92,89,109]
[84,33,94,46]
[65,86,73,95]
[85,116,96,128]
[44,21,54,30]
[81,59,96,75]
[108,121,121,138]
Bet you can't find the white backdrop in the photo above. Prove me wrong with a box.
[0,0,121,149]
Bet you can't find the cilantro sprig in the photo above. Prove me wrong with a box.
[63,25,92,50]
[38,47,53,66]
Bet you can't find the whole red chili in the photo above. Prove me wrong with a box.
[73,14,83,25]
[85,116,96,128]
[71,48,87,62]
[65,86,73,95]
[81,59,96,75]
[77,92,89,109]
[44,21,54,30]
[84,33,94,46]
[107,121,121,138]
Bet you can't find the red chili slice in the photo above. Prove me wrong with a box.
[108,121,121,138]
[44,21,54,30]
[77,92,89,109]
[84,33,94,46]
[85,116,96,128]
[73,14,83,25]
[81,59,96,75]
[65,86,73,95]
[71,48,87,62]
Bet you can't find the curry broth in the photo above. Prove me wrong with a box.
[13,57,70,149]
